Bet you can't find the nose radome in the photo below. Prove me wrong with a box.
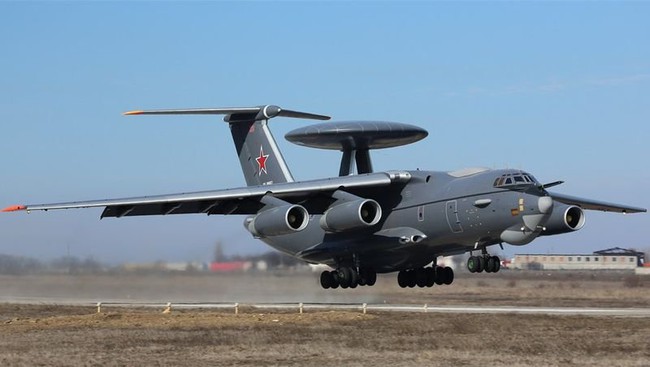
[538,196,554,214]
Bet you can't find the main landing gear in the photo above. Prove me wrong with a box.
[467,255,501,273]
[397,266,454,288]
[320,267,377,289]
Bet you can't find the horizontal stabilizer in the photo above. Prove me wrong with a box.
[124,105,330,122]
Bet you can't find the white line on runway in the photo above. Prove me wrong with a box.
[17,301,650,317]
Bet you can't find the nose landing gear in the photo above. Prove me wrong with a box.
[467,255,501,273]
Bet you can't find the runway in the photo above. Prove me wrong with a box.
[7,299,649,317]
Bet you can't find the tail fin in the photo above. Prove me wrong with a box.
[124,105,330,186]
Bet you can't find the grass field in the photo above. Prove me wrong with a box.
[0,271,648,366]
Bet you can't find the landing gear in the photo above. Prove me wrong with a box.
[337,267,356,288]
[397,265,454,288]
[467,255,501,273]
[320,267,377,289]
[359,267,377,286]
[319,270,339,289]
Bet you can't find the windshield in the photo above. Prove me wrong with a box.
[493,172,538,188]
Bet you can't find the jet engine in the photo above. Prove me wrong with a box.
[246,204,309,238]
[541,205,585,236]
[320,198,382,233]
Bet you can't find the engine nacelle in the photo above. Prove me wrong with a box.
[320,199,382,233]
[541,205,586,236]
[246,204,309,238]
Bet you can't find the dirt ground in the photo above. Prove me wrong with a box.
[1,304,649,367]
[0,272,649,366]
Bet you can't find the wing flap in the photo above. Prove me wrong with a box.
[549,192,646,213]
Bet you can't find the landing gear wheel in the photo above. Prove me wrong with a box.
[425,267,436,287]
[407,270,417,288]
[330,272,340,289]
[358,268,376,287]
[486,256,496,273]
[416,268,428,288]
[492,256,501,273]
[364,269,377,286]
[434,266,445,285]
[350,268,359,287]
[476,256,485,273]
[467,256,479,273]
[320,271,333,289]
[338,267,353,289]
[443,266,454,285]
[397,270,408,288]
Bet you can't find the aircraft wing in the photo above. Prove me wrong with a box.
[549,192,646,214]
[2,171,411,218]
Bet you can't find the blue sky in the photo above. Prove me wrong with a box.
[1,1,648,264]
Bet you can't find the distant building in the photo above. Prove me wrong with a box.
[513,247,643,271]
[209,261,252,272]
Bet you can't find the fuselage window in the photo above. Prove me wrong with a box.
[514,176,525,183]
[505,178,513,185]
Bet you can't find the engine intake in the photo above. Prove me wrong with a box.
[246,204,309,238]
[542,205,586,236]
[320,198,382,233]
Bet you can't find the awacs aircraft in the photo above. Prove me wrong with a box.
[3,105,646,289]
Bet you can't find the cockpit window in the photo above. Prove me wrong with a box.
[494,172,538,188]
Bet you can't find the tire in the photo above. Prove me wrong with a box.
[330,271,340,289]
[493,256,501,273]
[434,266,445,285]
[320,271,332,289]
[477,256,485,273]
[407,270,417,288]
[366,269,377,286]
[467,256,478,273]
[486,257,496,273]
[443,267,454,285]
[350,268,359,287]
[425,267,436,287]
[338,267,352,288]
[397,270,408,288]
[416,268,428,288]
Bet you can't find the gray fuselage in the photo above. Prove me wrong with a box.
[259,168,556,273]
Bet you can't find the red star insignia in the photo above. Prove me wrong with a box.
[256,146,269,175]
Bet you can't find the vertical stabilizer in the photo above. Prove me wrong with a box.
[227,116,295,186]
[124,105,330,187]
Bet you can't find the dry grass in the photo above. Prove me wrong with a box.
[1,305,649,366]
[0,272,649,366]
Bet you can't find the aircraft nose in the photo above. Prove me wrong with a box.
[538,196,554,214]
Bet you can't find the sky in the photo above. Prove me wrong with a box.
[0,1,648,265]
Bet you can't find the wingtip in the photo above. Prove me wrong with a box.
[2,205,26,212]
[123,110,143,116]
